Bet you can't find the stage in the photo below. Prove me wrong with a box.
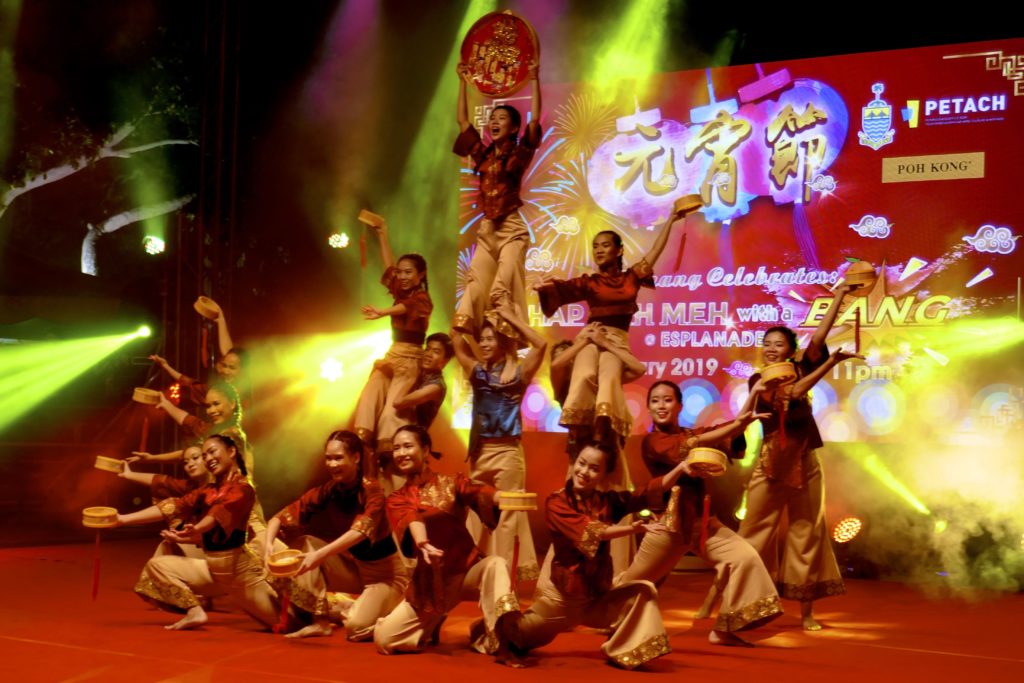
[3,540,1021,682]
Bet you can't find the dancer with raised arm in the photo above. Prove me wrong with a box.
[451,303,545,582]
[616,380,782,646]
[352,216,432,474]
[452,59,541,341]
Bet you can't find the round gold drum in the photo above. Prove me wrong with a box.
[132,387,162,405]
[82,506,118,529]
[673,194,703,216]
[267,549,305,577]
[94,455,124,473]
[844,260,876,292]
[193,296,221,320]
[760,362,796,388]
[498,491,538,511]
[685,447,728,477]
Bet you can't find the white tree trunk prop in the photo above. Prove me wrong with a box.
[0,122,196,224]
[81,194,195,275]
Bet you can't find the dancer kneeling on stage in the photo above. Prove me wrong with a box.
[616,380,782,646]
[116,434,286,631]
[263,430,409,640]
[506,442,692,669]
[373,425,522,665]
[113,445,210,559]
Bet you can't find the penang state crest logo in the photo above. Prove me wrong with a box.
[858,82,895,150]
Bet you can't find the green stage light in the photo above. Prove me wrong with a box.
[734,490,748,521]
[135,325,152,339]
[386,0,497,332]
[586,0,669,104]
[0,331,142,433]
[838,442,930,516]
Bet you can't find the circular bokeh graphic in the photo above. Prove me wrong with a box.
[850,379,906,435]
[679,378,721,428]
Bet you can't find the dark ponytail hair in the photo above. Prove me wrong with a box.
[595,230,624,271]
[397,253,429,292]
[325,429,364,456]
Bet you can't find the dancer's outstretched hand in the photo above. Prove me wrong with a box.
[418,542,444,566]
[362,305,383,320]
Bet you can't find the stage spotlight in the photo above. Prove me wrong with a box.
[934,519,948,534]
[143,236,166,255]
[328,233,350,249]
[832,515,864,543]
[320,357,343,382]
[135,325,152,338]
[169,382,181,405]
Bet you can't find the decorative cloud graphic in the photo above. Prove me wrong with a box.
[551,215,581,236]
[962,225,1018,255]
[849,214,892,239]
[525,247,555,272]
[723,360,755,379]
[806,174,837,192]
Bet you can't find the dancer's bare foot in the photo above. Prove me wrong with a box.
[708,630,754,647]
[802,616,822,631]
[801,602,822,631]
[165,606,208,630]
[285,621,333,639]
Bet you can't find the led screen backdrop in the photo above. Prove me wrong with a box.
[452,38,1023,442]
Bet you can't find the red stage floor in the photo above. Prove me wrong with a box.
[2,540,1022,682]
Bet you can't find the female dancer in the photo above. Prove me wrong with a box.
[730,307,863,630]
[352,217,432,471]
[702,286,858,627]
[113,445,209,558]
[451,303,544,582]
[452,59,541,340]
[149,298,245,406]
[132,382,249,471]
[616,380,782,646]
[373,425,521,665]
[263,430,408,640]
[115,434,284,630]
[533,209,686,452]
[508,441,690,669]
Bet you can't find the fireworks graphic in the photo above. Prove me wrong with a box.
[523,154,634,277]
[454,244,476,306]
[553,92,619,160]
